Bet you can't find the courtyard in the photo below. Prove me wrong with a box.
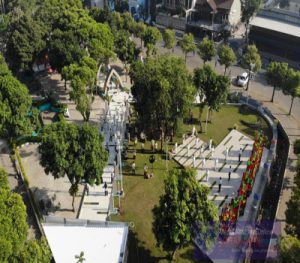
[111,104,272,262]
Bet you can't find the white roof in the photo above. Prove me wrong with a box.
[43,219,128,263]
[250,16,300,38]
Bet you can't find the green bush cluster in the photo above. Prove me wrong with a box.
[15,149,29,187]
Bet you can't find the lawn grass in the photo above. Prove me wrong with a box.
[175,104,272,146]
[111,141,196,262]
[111,104,272,262]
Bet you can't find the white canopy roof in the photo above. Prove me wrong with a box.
[42,218,128,263]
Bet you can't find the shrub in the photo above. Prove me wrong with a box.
[294,139,300,155]
[15,149,29,186]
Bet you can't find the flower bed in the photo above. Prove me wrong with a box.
[219,131,267,239]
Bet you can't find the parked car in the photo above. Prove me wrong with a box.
[236,72,249,87]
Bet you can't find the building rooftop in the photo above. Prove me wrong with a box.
[196,0,234,10]
[250,15,300,38]
[42,217,128,263]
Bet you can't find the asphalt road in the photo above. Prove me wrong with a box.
[134,37,300,124]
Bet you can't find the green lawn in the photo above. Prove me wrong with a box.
[111,104,272,262]
[176,105,272,146]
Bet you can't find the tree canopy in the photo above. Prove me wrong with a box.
[242,44,261,73]
[178,33,196,63]
[0,168,28,261]
[266,62,289,102]
[6,15,46,72]
[198,37,216,64]
[130,55,195,148]
[163,29,176,52]
[279,235,300,263]
[142,26,162,56]
[218,44,236,75]
[0,167,52,262]
[0,56,32,141]
[241,0,261,25]
[39,122,108,210]
[63,56,98,121]
[153,168,219,260]
[283,69,300,115]
[193,64,230,121]
[114,30,136,66]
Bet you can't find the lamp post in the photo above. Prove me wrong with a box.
[117,139,123,196]
[246,62,256,105]
[205,106,210,134]
[165,136,170,171]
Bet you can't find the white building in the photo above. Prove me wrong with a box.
[42,217,128,263]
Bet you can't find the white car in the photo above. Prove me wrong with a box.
[236,72,249,87]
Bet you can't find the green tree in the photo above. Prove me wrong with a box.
[142,26,162,56]
[130,55,195,149]
[283,69,300,115]
[121,12,134,32]
[48,7,114,71]
[0,169,28,262]
[5,15,46,72]
[163,28,176,53]
[194,64,230,125]
[218,44,236,75]
[0,168,52,262]
[153,168,219,260]
[39,122,108,211]
[178,33,196,63]
[242,44,261,91]
[115,0,129,12]
[198,37,216,64]
[49,29,86,72]
[278,235,300,263]
[18,237,52,263]
[294,139,300,155]
[89,7,110,23]
[133,21,146,48]
[114,30,136,81]
[64,57,98,121]
[286,189,300,238]
[241,0,261,42]
[266,62,289,102]
[0,59,32,141]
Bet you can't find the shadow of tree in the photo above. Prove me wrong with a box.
[127,231,168,263]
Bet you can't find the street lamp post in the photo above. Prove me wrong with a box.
[165,136,170,171]
[117,139,123,196]
[246,63,256,105]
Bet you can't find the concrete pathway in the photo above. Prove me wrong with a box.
[78,87,129,221]
[173,130,268,211]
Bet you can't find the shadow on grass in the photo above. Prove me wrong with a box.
[127,231,169,263]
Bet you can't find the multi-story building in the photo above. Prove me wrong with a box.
[249,8,300,61]
[156,0,241,37]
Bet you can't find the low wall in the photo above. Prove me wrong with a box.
[156,13,186,31]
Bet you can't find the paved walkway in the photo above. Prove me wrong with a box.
[174,130,268,210]
[78,60,130,221]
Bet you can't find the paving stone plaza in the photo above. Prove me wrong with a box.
[174,129,269,212]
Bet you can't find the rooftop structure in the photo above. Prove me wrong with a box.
[249,8,300,61]
[42,217,128,263]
